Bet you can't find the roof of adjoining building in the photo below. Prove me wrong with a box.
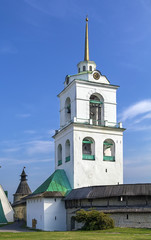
[0,200,7,223]
[65,183,151,200]
[27,169,72,199]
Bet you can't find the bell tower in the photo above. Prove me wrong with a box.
[53,18,125,189]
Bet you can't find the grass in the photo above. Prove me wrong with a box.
[1,228,151,240]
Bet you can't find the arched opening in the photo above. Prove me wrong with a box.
[89,94,104,125]
[82,137,95,160]
[58,144,62,165]
[78,68,80,73]
[83,66,86,71]
[103,139,115,161]
[89,66,92,71]
[65,97,71,123]
[65,139,70,162]
[71,216,75,230]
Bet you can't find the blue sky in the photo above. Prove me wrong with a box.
[1,0,151,202]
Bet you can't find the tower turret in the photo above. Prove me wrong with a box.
[13,167,31,203]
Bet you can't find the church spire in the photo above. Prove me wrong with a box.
[77,17,96,73]
[84,17,89,61]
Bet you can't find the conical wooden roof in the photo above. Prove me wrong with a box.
[15,168,31,195]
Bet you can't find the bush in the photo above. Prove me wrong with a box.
[75,209,114,230]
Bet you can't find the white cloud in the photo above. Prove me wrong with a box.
[24,130,36,134]
[2,147,21,153]
[16,113,31,118]
[134,112,151,124]
[120,99,151,122]
[0,157,52,165]
[1,139,54,155]
[0,137,54,167]
[26,140,53,155]
[48,129,55,136]
[125,124,151,132]
[124,151,151,183]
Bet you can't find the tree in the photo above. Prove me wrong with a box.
[75,209,114,230]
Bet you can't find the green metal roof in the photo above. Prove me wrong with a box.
[0,200,7,223]
[33,170,72,196]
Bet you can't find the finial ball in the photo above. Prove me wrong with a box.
[86,17,88,22]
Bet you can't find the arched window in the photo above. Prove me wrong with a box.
[58,144,62,166]
[71,216,75,230]
[83,66,86,71]
[78,68,80,73]
[82,137,95,160]
[103,139,115,161]
[89,66,92,71]
[89,94,104,125]
[65,97,71,123]
[65,140,70,162]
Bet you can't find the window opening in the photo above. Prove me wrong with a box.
[103,139,115,161]
[90,95,103,125]
[65,140,70,162]
[71,216,75,230]
[65,97,71,123]
[58,144,62,166]
[83,66,86,71]
[67,104,71,113]
[82,138,95,160]
[89,66,92,71]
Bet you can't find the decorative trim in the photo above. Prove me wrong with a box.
[65,156,70,162]
[58,160,62,166]
[82,154,95,160]
[103,156,115,161]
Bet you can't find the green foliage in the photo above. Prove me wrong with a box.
[75,209,114,230]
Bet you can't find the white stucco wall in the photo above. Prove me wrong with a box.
[59,83,76,128]
[73,125,123,188]
[59,79,118,129]
[64,61,110,88]
[27,197,66,231]
[55,126,74,187]
[27,198,44,230]
[44,198,66,231]
[0,185,14,222]
[77,60,96,73]
[55,124,123,189]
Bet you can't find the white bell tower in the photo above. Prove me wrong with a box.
[53,18,125,189]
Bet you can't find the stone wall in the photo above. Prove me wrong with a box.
[66,196,151,230]
[111,213,151,228]
[13,205,26,221]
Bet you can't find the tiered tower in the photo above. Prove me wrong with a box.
[53,18,125,189]
[13,167,31,203]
